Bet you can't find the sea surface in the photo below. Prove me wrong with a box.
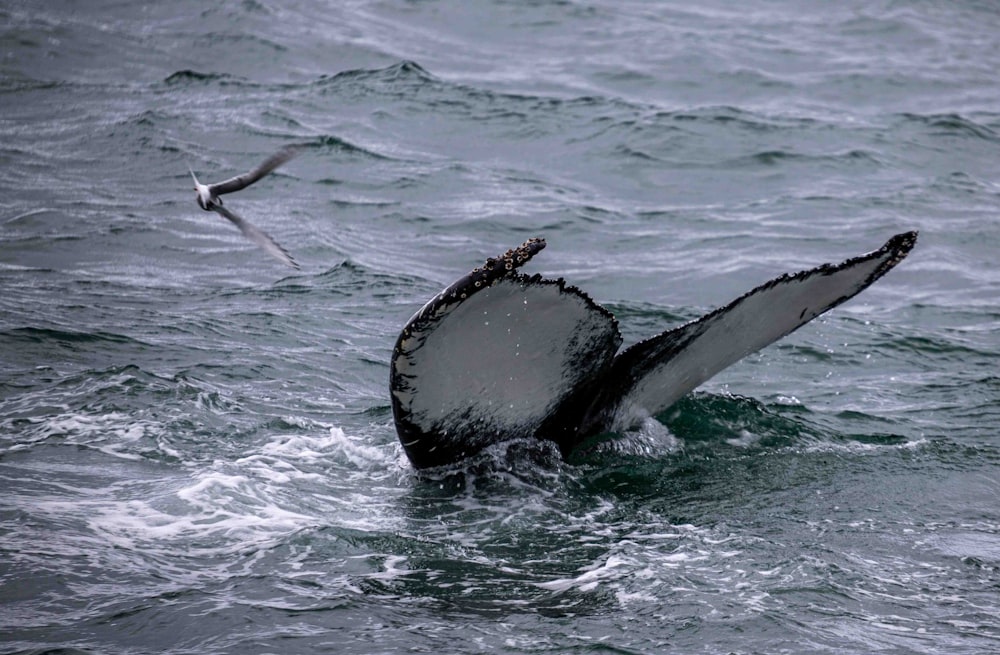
[2,1,999,653]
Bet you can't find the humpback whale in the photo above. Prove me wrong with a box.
[189,145,301,269]
[391,233,917,469]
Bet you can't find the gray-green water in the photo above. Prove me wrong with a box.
[2,1,999,653]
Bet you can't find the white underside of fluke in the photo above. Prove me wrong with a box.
[392,276,618,452]
[605,243,900,431]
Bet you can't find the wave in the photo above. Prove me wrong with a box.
[721,147,885,170]
[899,112,1000,142]
[162,69,238,87]
[318,60,435,87]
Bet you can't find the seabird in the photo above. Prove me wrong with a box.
[189,145,301,269]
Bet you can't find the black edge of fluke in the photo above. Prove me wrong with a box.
[390,237,548,358]
[390,232,918,470]
[432,238,546,312]
[390,238,549,469]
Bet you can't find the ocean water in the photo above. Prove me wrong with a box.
[2,1,999,653]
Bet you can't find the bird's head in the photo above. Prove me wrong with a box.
[189,168,214,211]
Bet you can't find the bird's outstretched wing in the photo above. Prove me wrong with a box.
[211,204,300,270]
[208,145,301,197]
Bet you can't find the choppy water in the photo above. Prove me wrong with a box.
[2,1,999,653]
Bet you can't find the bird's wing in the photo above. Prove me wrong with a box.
[208,145,301,197]
[211,204,300,270]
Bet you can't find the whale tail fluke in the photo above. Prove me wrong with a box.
[390,232,917,469]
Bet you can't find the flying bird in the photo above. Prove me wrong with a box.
[189,146,301,269]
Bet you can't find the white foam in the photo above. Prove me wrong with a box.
[536,553,631,593]
[250,426,394,471]
[726,429,762,448]
[800,437,928,455]
[4,410,157,460]
[82,469,319,569]
[82,426,394,563]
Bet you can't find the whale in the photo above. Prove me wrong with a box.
[390,232,917,469]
